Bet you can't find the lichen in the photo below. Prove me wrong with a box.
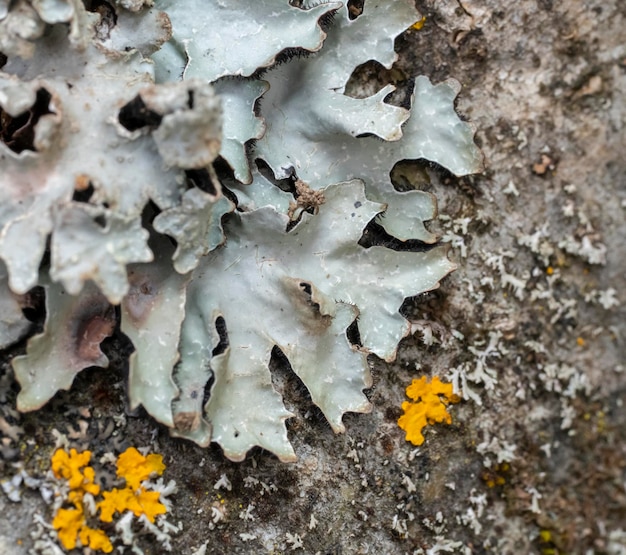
[0,0,481,462]
[397,376,460,446]
[51,448,111,553]
[50,446,168,553]
[116,447,165,488]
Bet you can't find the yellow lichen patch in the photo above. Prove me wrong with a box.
[116,446,166,491]
[51,448,100,496]
[98,488,137,523]
[411,16,426,30]
[540,530,552,543]
[52,506,84,550]
[51,447,168,553]
[397,376,460,445]
[481,462,511,488]
[98,486,166,523]
[50,449,111,551]
[79,526,114,553]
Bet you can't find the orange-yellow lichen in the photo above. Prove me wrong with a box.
[53,503,113,554]
[51,447,167,553]
[79,526,114,553]
[98,486,166,523]
[51,448,100,496]
[52,506,84,550]
[397,376,460,446]
[115,446,166,491]
[481,462,510,488]
[411,16,426,30]
[51,449,112,553]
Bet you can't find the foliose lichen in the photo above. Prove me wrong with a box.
[0,0,482,462]
[50,446,170,553]
[397,376,460,446]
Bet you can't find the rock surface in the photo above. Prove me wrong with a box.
[0,1,624,554]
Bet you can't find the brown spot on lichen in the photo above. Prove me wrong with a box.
[74,174,91,191]
[124,271,158,325]
[76,309,115,361]
[283,278,332,335]
[174,411,201,433]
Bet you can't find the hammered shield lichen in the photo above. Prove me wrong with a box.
[0,0,481,462]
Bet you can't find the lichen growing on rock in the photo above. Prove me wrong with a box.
[0,0,481,462]
[50,446,169,553]
[397,376,461,446]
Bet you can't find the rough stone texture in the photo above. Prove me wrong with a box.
[0,1,624,554]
